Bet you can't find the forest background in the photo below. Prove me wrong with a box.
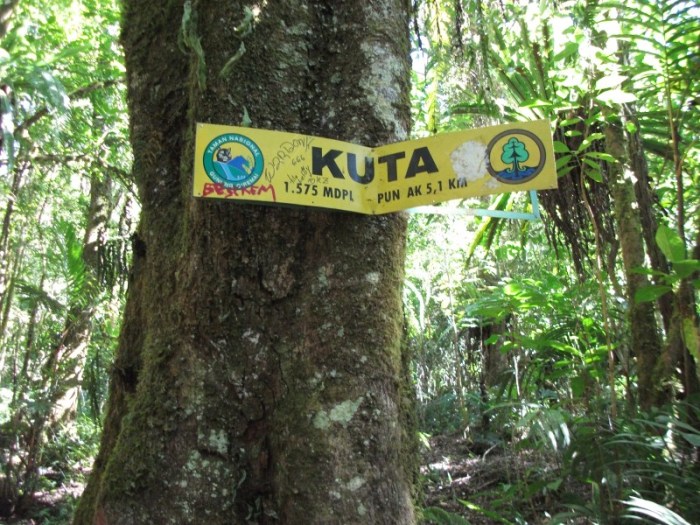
[0,0,698,523]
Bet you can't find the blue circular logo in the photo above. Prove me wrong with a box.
[203,133,264,188]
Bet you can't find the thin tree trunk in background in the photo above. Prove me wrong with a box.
[75,2,416,524]
[0,241,24,369]
[13,272,44,403]
[44,173,113,426]
[605,120,664,410]
[624,113,675,334]
[0,164,23,330]
[622,98,700,403]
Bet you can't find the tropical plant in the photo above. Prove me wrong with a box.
[410,0,699,522]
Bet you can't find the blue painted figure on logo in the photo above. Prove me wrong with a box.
[215,147,253,183]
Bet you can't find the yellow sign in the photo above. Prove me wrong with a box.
[193,120,557,214]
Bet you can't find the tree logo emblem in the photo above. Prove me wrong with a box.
[486,129,546,184]
[203,133,264,188]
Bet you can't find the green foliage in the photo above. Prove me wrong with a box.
[411,1,700,523]
[42,415,102,478]
[0,0,696,521]
[655,224,687,263]
[422,506,472,525]
[552,406,700,524]
[0,0,133,520]
[623,496,693,525]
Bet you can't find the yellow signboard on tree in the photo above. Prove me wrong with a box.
[193,120,557,214]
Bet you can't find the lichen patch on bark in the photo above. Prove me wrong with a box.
[313,396,364,429]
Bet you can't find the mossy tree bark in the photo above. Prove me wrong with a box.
[605,121,664,410]
[75,1,415,524]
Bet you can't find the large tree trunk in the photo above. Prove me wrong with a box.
[75,2,416,524]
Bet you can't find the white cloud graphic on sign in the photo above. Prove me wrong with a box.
[450,141,489,182]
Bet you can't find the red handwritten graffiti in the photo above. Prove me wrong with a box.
[202,183,277,202]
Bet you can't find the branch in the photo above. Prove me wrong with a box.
[0,0,19,38]
[30,153,90,164]
[16,79,122,134]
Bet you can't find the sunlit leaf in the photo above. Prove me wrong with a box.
[583,151,616,163]
[655,224,686,263]
[576,133,605,153]
[596,89,637,104]
[595,74,628,91]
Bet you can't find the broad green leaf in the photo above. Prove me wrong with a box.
[634,285,672,304]
[555,154,572,169]
[585,167,604,182]
[582,157,601,171]
[655,224,686,263]
[484,334,500,345]
[596,89,637,104]
[552,140,570,153]
[503,283,522,296]
[576,132,605,153]
[547,478,563,491]
[458,500,511,524]
[584,151,616,163]
[680,432,700,447]
[559,117,581,127]
[557,165,576,177]
[630,265,669,278]
[584,166,603,183]
[671,259,700,279]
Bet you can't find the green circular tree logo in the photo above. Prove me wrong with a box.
[486,129,546,184]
